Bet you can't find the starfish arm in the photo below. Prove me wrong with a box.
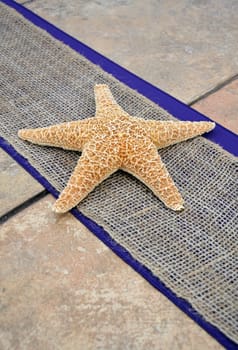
[122,140,184,211]
[18,118,98,151]
[137,120,215,149]
[94,84,129,118]
[53,137,121,213]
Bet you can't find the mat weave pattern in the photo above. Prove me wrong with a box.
[0,3,237,342]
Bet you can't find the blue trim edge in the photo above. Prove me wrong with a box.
[1,1,238,348]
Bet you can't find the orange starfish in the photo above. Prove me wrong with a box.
[18,84,215,213]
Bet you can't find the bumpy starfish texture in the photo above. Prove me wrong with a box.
[18,84,215,213]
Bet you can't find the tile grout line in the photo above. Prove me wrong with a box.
[0,189,48,224]
[189,73,238,106]
[20,0,35,5]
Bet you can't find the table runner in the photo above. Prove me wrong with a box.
[0,1,237,348]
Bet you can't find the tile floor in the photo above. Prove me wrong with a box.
[1,1,238,349]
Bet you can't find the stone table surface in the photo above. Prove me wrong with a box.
[1,1,238,349]
[193,78,238,134]
[0,149,43,217]
[0,196,221,350]
[17,0,238,103]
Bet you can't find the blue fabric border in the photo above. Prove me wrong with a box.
[1,1,238,348]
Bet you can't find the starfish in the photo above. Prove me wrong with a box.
[18,84,215,213]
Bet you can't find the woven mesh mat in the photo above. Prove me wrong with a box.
[1,3,238,342]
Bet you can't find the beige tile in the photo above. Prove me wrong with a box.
[0,195,221,350]
[0,150,43,217]
[193,78,238,134]
[16,0,238,103]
